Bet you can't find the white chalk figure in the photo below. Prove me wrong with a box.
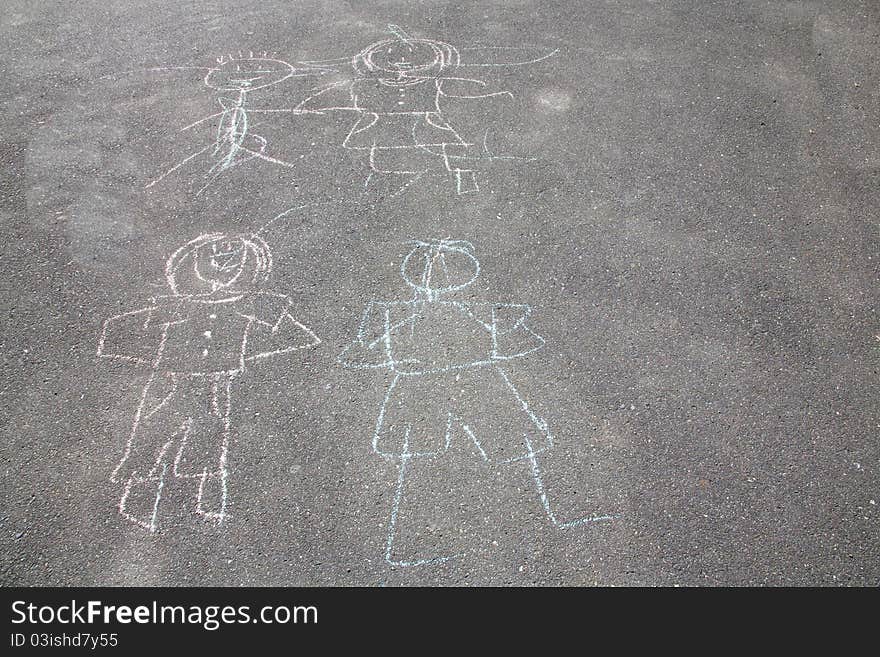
[145,52,329,195]
[98,234,320,532]
[296,25,557,196]
[338,240,613,566]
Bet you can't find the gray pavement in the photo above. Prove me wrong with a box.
[1,0,878,586]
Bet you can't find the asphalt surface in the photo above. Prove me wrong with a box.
[1,0,878,586]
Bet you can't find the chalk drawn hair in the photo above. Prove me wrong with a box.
[353,28,460,77]
[165,233,273,294]
[204,52,297,92]
[401,239,479,297]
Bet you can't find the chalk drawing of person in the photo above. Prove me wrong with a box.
[145,52,329,195]
[98,233,320,532]
[296,25,556,196]
[338,239,613,566]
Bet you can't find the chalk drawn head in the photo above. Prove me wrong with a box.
[205,54,296,92]
[355,38,459,79]
[401,239,479,299]
[165,233,272,294]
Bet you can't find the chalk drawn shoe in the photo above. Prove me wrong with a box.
[195,471,229,523]
[118,469,165,532]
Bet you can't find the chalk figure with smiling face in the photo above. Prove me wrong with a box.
[145,52,330,195]
[97,233,320,532]
[338,240,613,566]
[296,26,558,196]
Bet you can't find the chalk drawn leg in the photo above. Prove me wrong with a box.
[113,372,179,485]
[384,447,478,568]
[116,408,180,533]
[521,437,616,528]
[482,366,616,527]
[145,145,213,190]
[196,469,228,523]
[197,136,295,196]
[113,372,237,531]
[174,372,235,524]
[377,374,497,566]
[196,145,253,196]
[118,465,167,533]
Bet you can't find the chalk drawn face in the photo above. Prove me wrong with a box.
[165,233,273,295]
[356,38,460,80]
[401,241,480,297]
[194,239,248,289]
[205,58,295,92]
[367,41,442,75]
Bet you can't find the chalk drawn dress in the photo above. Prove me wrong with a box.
[338,300,548,462]
[343,78,467,154]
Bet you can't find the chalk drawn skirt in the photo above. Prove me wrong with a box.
[343,112,466,150]
[112,371,233,484]
[374,365,552,463]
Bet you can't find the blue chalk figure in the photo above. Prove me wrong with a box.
[338,240,613,566]
[98,233,320,532]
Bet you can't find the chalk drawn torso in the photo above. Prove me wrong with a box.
[148,291,292,372]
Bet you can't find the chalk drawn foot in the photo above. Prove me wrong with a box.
[195,470,229,524]
[524,443,618,530]
[118,469,165,533]
[383,454,472,568]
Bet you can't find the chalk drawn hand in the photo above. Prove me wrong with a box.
[336,302,396,369]
[438,78,514,101]
[244,308,321,362]
[489,303,546,360]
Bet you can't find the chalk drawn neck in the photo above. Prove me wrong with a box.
[411,290,441,303]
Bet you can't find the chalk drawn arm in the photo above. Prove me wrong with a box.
[457,46,560,68]
[337,302,396,369]
[244,312,321,362]
[489,304,546,360]
[295,80,359,112]
[97,307,159,366]
[438,78,514,100]
[237,295,321,361]
[247,108,326,115]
